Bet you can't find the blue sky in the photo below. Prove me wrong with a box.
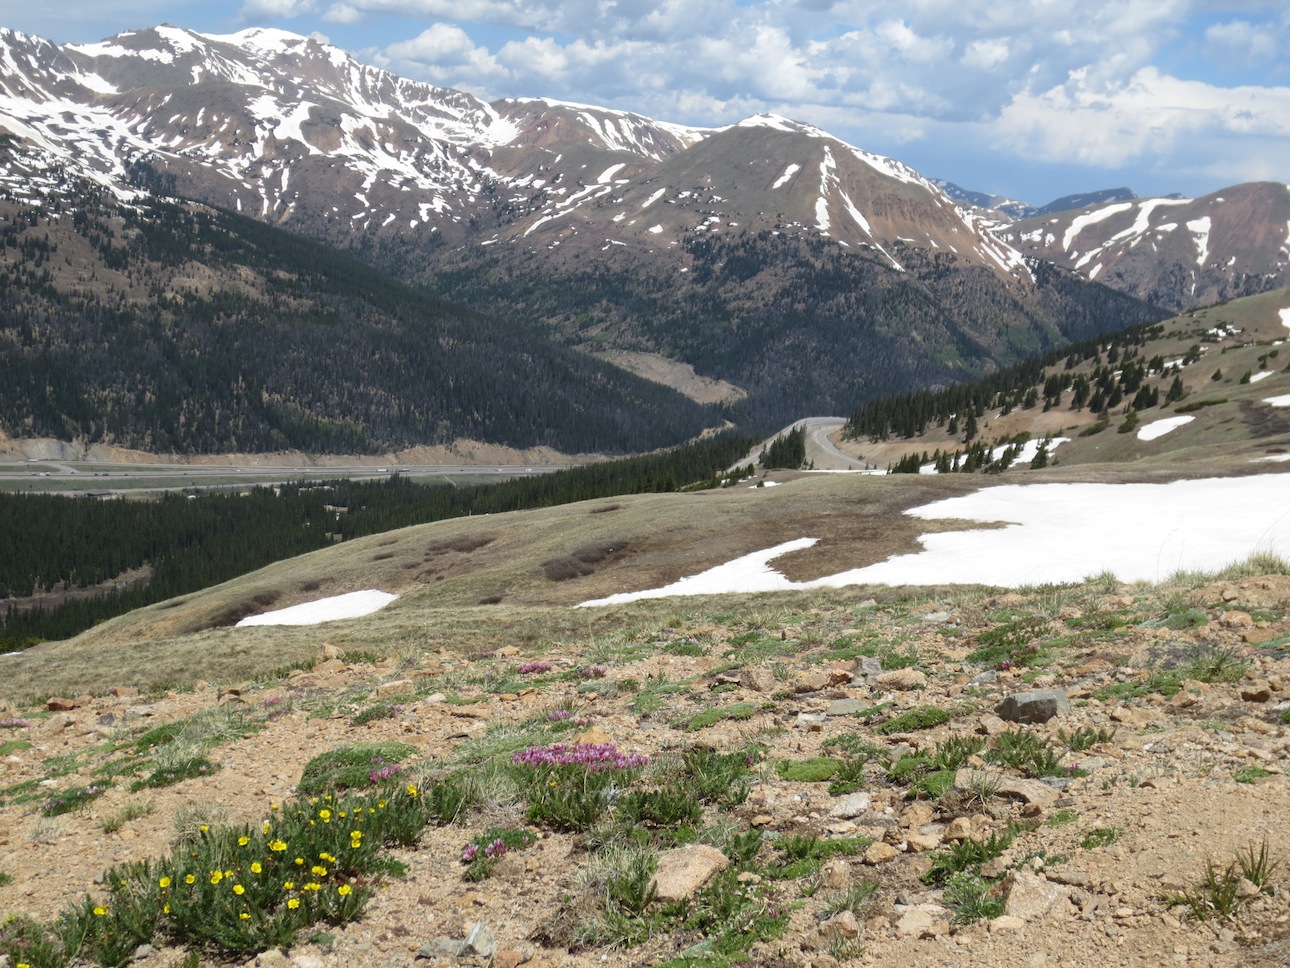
[7,1,1290,205]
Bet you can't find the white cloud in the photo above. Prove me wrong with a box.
[1204,19,1278,63]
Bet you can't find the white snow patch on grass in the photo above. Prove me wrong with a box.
[579,539,816,607]
[1137,415,1194,441]
[236,590,397,627]
[1250,371,1274,383]
[1279,307,1290,331]
[1265,394,1290,407]
[578,475,1290,603]
[597,163,626,184]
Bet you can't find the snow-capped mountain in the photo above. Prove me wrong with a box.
[996,183,1290,311]
[0,24,1027,279]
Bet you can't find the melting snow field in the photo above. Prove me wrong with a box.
[1137,415,1194,441]
[578,475,1290,605]
[236,590,397,627]
[1265,394,1290,407]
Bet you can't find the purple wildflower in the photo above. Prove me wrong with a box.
[518,662,553,674]
[511,743,648,771]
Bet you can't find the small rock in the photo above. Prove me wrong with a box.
[820,859,851,888]
[989,915,1027,934]
[863,842,898,865]
[462,922,496,958]
[857,657,882,677]
[376,679,413,697]
[996,688,1070,724]
[574,724,613,746]
[906,833,941,852]
[46,696,76,712]
[740,667,777,693]
[895,904,949,938]
[654,845,730,900]
[944,817,974,842]
[795,670,831,692]
[820,910,861,940]
[873,669,927,691]
[1003,871,1072,920]
[828,792,871,818]
[1241,681,1273,703]
[492,952,525,968]
[826,699,870,716]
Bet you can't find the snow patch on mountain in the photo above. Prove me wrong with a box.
[772,163,799,189]
[1062,202,1133,252]
[1187,216,1212,267]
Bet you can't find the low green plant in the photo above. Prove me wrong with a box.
[1080,827,1119,850]
[616,786,704,827]
[101,802,155,834]
[771,835,872,880]
[511,742,647,831]
[460,827,538,881]
[1047,809,1078,828]
[987,729,1067,778]
[943,870,1004,923]
[130,756,218,791]
[1233,766,1273,784]
[296,742,418,795]
[42,783,109,817]
[874,705,950,735]
[682,702,762,731]
[826,756,868,796]
[776,758,841,783]
[680,746,757,806]
[350,699,410,727]
[931,736,986,771]
[820,879,880,919]
[922,830,1013,885]
[1057,725,1117,752]
[821,733,885,759]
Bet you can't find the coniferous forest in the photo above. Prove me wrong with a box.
[0,434,752,652]
[0,188,717,455]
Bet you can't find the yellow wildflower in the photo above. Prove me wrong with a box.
[338,884,352,896]
[233,884,245,896]
[240,912,251,920]
[210,871,223,885]
[311,865,328,877]
[159,876,171,889]
[185,874,196,885]
[92,906,107,916]
[238,836,250,846]
[287,898,300,910]
[406,784,418,797]
[269,839,287,852]
[319,809,331,822]
[284,881,295,890]
[251,862,262,874]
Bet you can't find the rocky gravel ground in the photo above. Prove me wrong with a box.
[2,574,1288,968]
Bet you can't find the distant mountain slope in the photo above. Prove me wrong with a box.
[0,182,717,455]
[0,24,1169,439]
[997,183,1290,312]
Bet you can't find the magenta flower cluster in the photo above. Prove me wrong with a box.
[369,763,405,782]
[511,743,647,772]
[547,709,573,721]
[518,661,553,674]
[0,717,31,729]
[580,666,608,679]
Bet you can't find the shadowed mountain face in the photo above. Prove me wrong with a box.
[0,25,1166,445]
